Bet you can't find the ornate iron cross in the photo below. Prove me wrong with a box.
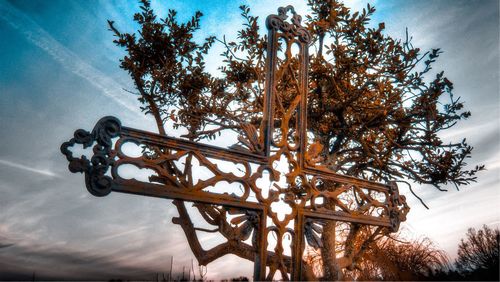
[61,6,409,280]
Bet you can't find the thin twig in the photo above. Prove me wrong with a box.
[396,180,429,209]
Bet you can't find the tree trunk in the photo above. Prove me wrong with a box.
[320,197,343,281]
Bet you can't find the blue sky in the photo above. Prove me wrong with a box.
[0,0,498,279]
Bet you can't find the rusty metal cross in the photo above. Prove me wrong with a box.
[61,6,409,280]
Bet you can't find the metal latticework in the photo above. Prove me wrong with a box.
[61,6,409,280]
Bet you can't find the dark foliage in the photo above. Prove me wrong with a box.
[455,225,500,281]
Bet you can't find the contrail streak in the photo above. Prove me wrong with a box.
[96,226,149,242]
[0,0,140,113]
[0,159,59,178]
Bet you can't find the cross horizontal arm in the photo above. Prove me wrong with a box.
[60,116,409,230]
[60,116,268,209]
[121,126,268,165]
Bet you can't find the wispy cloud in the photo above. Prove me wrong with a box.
[0,159,59,178]
[0,0,140,114]
[488,220,500,226]
[96,226,149,242]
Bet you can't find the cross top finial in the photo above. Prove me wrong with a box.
[266,5,311,43]
[277,5,298,20]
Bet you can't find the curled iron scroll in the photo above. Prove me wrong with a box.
[60,116,121,197]
[266,6,312,44]
[388,182,410,231]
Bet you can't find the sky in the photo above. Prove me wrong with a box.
[0,0,498,280]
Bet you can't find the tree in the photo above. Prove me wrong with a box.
[108,0,483,279]
[455,225,500,280]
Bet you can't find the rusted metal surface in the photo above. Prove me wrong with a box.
[61,6,409,280]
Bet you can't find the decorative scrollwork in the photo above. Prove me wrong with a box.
[61,6,409,280]
[60,116,121,197]
[304,218,323,248]
[388,182,410,231]
[266,6,312,43]
[230,209,260,246]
